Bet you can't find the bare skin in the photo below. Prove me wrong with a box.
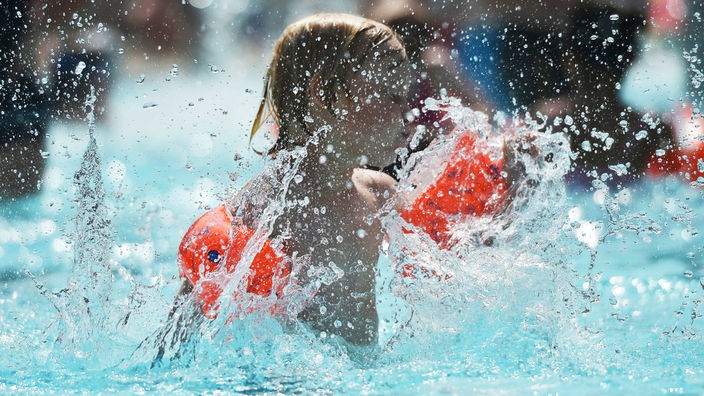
[169,36,410,348]
[268,37,409,346]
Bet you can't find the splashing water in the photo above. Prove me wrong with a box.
[2,90,703,393]
[25,88,129,371]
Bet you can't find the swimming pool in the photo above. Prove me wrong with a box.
[2,4,704,394]
[1,66,702,393]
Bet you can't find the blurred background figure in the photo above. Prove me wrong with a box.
[30,0,206,122]
[553,3,674,187]
[1,0,50,199]
[362,0,680,188]
[362,0,494,155]
[454,0,577,113]
[30,1,118,122]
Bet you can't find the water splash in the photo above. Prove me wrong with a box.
[132,133,325,367]
[374,97,605,373]
[31,87,116,367]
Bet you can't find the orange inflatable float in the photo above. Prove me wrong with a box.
[177,204,289,315]
[400,127,507,248]
[647,105,704,184]
[178,128,508,312]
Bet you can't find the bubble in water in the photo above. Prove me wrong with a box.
[609,14,620,21]
[74,61,86,75]
[294,174,304,184]
[564,115,574,126]
[655,149,666,157]
[136,74,145,84]
[188,0,214,8]
[608,163,629,176]
[356,229,367,238]
[635,130,648,140]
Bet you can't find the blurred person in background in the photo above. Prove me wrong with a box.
[1,0,51,199]
[362,0,494,159]
[393,0,675,188]
[552,2,674,187]
[30,1,119,121]
[29,1,205,122]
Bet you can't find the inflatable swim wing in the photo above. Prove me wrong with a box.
[178,204,288,314]
[647,104,704,184]
[178,128,508,308]
[400,127,507,248]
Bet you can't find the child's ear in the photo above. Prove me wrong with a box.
[309,72,351,117]
[309,72,326,109]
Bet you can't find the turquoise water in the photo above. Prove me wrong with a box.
[1,71,704,394]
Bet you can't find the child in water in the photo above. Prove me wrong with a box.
[177,13,410,346]
[174,13,526,349]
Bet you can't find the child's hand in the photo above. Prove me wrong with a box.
[351,168,398,211]
[503,133,540,189]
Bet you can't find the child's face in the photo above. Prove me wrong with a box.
[340,37,411,166]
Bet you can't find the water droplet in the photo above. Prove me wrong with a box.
[655,149,666,157]
[189,0,214,8]
[294,174,303,184]
[684,270,694,278]
[142,102,157,109]
[564,115,574,126]
[356,229,367,238]
[609,14,620,21]
[334,320,342,328]
[136,74,145,84]
[74,61,86,75]
[319,305,327,315]
[635,130,648,140]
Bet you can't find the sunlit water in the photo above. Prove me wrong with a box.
[1,69,703,394]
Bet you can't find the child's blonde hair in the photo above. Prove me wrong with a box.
[250,13,402,154]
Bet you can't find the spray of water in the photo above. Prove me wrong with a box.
[27,87,120,369]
